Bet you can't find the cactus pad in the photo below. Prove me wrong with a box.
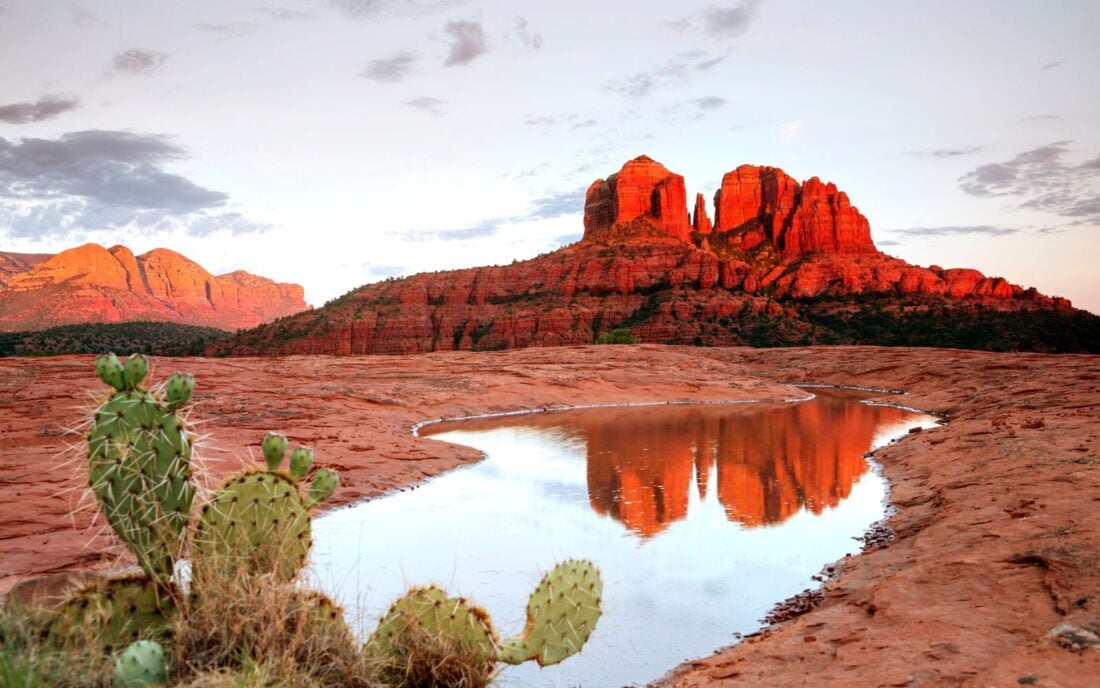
[191,436,337,583]
[88,354,195,583]
[365,586,497,676]
[114,640,167,687]
[50,574,176,651]
[498,559,603,667]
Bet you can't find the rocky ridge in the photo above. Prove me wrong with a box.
[216,156,1082,355]
[0,244,309,332]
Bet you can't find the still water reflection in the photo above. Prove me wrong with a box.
[309,390,938,687]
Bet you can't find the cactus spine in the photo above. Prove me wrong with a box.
[87,353,195,583]
[191,433,339,583]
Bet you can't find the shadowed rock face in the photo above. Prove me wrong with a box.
[212,155,1081,356]
[0,243,308,332]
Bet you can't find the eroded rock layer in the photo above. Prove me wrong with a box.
[0,244,308,332]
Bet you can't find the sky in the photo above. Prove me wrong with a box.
[1,0,1098,312]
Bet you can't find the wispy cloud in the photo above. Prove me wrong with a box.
[404,96,446,114]
[1041,60,1063,70]
[257,6,317,20]
[111,49,167,74]
[0,95,80,124]
[0,130,265,239]
[692,96,727,110]
[885,225,1021,237]
[701,1,762,37]
[443,20,488,66]
[1021,114,1060,122]
[514,17,542,50]
[959,141,1100,225]
[524,113,598,129]
[605,50,729,98]
[360,51,419,82]
[401,187,585,242]
[194,22,258,37]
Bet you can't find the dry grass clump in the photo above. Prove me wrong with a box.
[173,567,381,688]
[0,601,114,688]
[367,619,496,688]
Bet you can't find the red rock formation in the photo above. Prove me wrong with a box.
[692,193,712,235]
[0,243,308,332]
[584,156,691,242]
[0,252,51,289]
[211,156,1080,356]
[713,165,875,256]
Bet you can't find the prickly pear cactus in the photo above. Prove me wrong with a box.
[191,433,338,583]
[50,573,177,651]
[498,559,603,667]
[364,585,497,674]
[88,353,195,583]
[114,639,167,687]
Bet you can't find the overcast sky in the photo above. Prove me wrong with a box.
[1,0,1098,312]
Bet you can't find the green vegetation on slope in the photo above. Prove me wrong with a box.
[796,301,1100,354]
[0,322,230,357]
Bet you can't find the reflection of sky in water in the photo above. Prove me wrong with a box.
[308,393,938,688]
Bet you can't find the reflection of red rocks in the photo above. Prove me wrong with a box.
[581,392,913,536]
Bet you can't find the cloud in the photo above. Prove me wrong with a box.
[111,49,167,74]
[360,51,419,82]
[885,225,1020,238]
[194,22,258,37]
[524,188,586,220]
[0,130,264,239]
[779,119,802,140]
[401,187,585,242]
[1021,114,1060,122]
[404,97,446,114]
[605,50,727,98]
[701,1,762,37]
[694,52,729,70]
[257,6,317,20]
[328,0,387,17]
[1041,60,1063,70]
[515,17,542,50]
[523,114,598,129]
[958,141,1100,225]
[363,263,406,278]
[443,20,488,66]
[693,96,727,110]
[0,95,80,124]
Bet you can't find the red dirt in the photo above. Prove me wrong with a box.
[1,345,1097,686]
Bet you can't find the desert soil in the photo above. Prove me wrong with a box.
[1,345,1097,686]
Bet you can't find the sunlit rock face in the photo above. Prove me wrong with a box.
[0,243,308,331]
[212,155,1075,356]
[583,392,913,536]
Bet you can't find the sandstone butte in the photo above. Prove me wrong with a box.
[0,243,309,332]
[0,347,1097,686]
[216,155,1077,356]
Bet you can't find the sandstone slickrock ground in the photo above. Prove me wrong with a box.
[0,243,308,331]
[0,345,1097,686]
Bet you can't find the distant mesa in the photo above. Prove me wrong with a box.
[212,154,1089,356]
[0,243,309,332]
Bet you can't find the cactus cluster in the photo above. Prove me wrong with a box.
[88,354,195,583]
[46,354,602,687]
[192,435,338,582]
[365,559,603,678]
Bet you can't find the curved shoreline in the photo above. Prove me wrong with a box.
[1,345,1096,685]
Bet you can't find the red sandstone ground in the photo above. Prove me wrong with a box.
[0,345,1097,686]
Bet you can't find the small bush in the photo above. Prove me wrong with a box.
[596,328,637,345]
